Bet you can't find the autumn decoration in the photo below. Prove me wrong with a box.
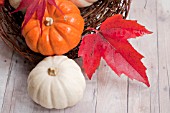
[79,15,152,87]
[0,0,152,109]
[27,56,86,109]
[22,0,84,55]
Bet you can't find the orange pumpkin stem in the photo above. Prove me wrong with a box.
[45,17,54,26]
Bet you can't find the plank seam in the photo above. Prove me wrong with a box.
[155,0,161,112]
[0,51,14,113]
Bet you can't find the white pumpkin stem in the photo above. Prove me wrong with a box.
[48,67,58,76]
[45,17,54,26]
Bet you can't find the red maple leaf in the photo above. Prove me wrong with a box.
[78,14,152,87]
[0,0,4,5]
[12,0,62,30]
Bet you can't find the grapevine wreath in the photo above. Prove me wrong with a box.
[0,0,152,109]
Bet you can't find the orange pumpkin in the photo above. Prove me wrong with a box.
[22,0,84,55]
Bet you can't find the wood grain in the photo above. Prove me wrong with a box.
[0,38,13,111]
[96,59,128,113]
[128,0,159,113]
[1,53,34,113]
[157,0,170,112]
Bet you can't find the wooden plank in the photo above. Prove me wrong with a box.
[157,0,170,113]
[1,53,35,113]
[0,39,13,111]
[96,59,128,113]
[128,0,159,113]
[1,56,98,113]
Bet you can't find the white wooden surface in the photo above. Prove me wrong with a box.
[0,0,170,112]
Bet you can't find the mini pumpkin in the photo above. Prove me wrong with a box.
[70,0,98,7]
[22,0,84,55]
[27,56,86,109]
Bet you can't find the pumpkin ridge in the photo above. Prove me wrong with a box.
[24,27,40,52]
[23,20,39,37]
[57,77,69,107]
[36,28,42,53]
[23,20,40,52]
[49,26,70,54]
[37,28,54,55]
[48,27,56,53]
[35,79,47,101]
[36,30,42,53]
[47,79,54,108]
[49,80,54,108]
[54,22,80,32]
[54,77,68,108]
[53,24,72,48]
[54,22,81,38]
[54,15,84,32]
[42,79,53,108]
[55,24,81,53]
[37,76,56,108]
[50,79,56,108]
[24,25,38,37]
[38,79,52,108]
[28,71,47,103]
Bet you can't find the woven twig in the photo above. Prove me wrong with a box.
[0,0,131,64]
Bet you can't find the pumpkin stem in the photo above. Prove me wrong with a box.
[48,67,58,76]
[45,17,54,26]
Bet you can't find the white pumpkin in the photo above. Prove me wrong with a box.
[70,0,98,7]
[27,56,86,109]
[9,0,21,9]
